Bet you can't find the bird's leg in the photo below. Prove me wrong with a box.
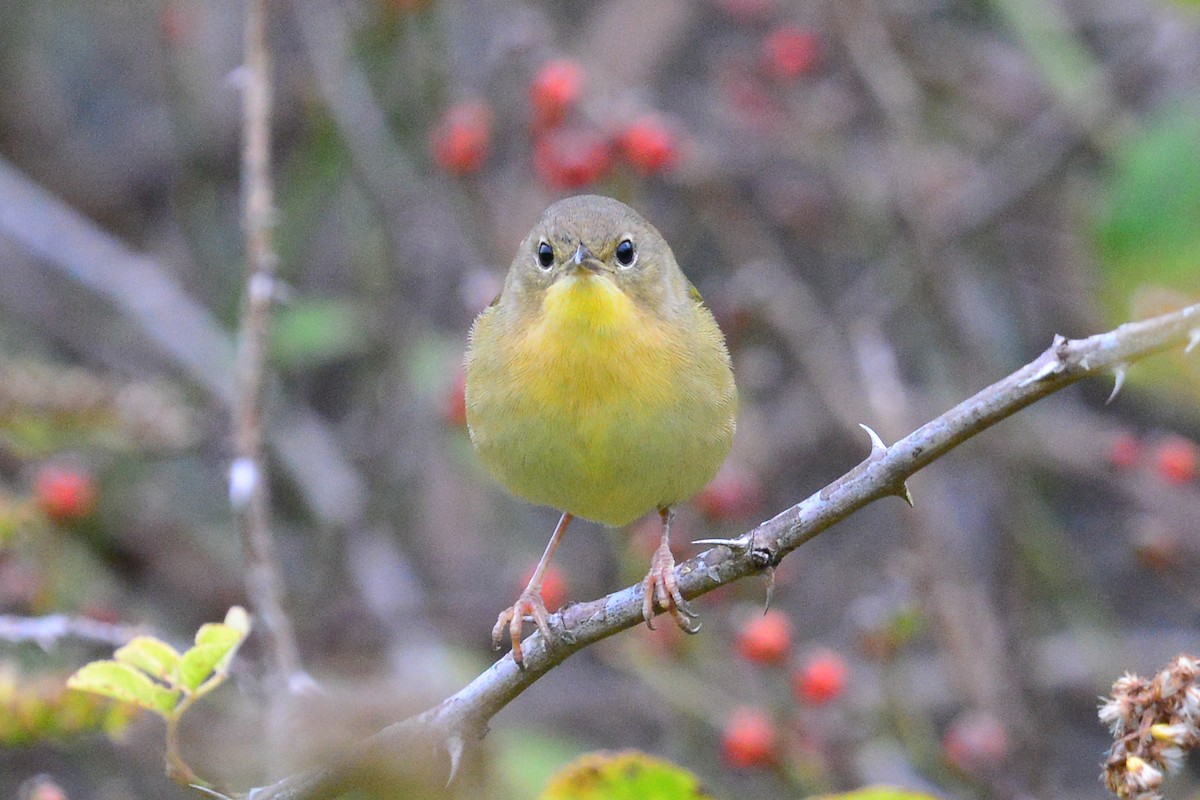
[641,507,700,633]
[493,512,573,666]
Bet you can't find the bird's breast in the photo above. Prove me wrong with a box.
[465,274,735,525]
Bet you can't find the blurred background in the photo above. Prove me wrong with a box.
[1,0,1199,798]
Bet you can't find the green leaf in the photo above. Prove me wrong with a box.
[178,643,232,693]
[194,621,241,650]
[270,298,370,370]
[114,636,181,683]
[809,789,941,800]
[1094,104,1200,301]
[67,660,179,717]
[179,609,250,692]
[539,751,714,800]
[494,727,587,797]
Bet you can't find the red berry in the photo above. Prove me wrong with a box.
[721,707,776,768]
[1106,431,1141,470]
[736,610,792,665]
[530,59,584,129]
[1151,435,1198,485]
[533,128,612,189]
[762,26,822,81]
[792,648,847,705]
[943,711,1009,775]
[694,468,764,522]
[443,370,467,428]
[521,564,567,613]
[35,466,96,523]
[617,116,681,175]
[429,102,492,176]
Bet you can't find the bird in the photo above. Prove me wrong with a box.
[464,194,737,665]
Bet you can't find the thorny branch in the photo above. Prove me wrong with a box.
[245,304,1199,800]
[234,0,300,685]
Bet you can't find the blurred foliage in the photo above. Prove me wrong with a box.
[1093,103,1200,402]
[539,751,715,800]
[1094,104,1200,306]
[0,360,197,457]
[0,663,137,746]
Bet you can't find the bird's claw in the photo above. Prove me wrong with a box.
[492,589,552,667]
[641,543,701,634]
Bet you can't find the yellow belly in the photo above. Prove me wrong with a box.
[465,274,736,526]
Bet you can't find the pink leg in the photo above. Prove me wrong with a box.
[640,508,700,633]
[493,512,573,666]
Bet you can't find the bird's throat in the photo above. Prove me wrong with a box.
[540,273,636,337]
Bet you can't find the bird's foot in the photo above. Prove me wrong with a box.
[641,542,700,634]
[492,589,552,668]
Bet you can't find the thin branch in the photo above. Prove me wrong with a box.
[234,0,300,684]
[247,303,1200,800]
[0,157,366,529]
[0,613,142,649]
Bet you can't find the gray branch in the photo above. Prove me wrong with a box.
[245,303,1199,800]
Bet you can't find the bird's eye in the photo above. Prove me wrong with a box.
[615,238,636,267]
[536,240,554,270]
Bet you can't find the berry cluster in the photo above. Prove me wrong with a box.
[1107,430,1199,485]
[720,609,848,768]
[428,59,684,187]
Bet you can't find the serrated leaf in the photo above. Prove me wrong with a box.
[194,621,241,650]
[178,643,231,692]
[67,660,179,717]
[114,636,181,682]
[179,609,249,693]
[539,751,714,800]
[810,789,941,800]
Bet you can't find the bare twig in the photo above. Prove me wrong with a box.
[0,613,142,649]
[234,0,300,684]
[247,303,1199,800]
[0,158,365,530]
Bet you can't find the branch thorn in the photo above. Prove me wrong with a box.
[859,423,888,458]
[895,482,915,507]
[445,734,465,786]
[693,534,753,552]
[1186,328,1200,355]
[761,566,776,612]
[1106,364,1128,406]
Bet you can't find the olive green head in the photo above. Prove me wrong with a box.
[495,195,693,320]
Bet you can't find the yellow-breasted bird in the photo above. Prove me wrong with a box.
[464,195,737,665]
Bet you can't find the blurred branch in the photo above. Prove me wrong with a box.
[287,0,467,309]
[0,613,141,649]
[0,157,364,528]
[247,303,1200,800]
[234,0,300,684]
[0,158,237,403]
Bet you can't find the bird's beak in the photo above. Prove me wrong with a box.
[570,244,604,274]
